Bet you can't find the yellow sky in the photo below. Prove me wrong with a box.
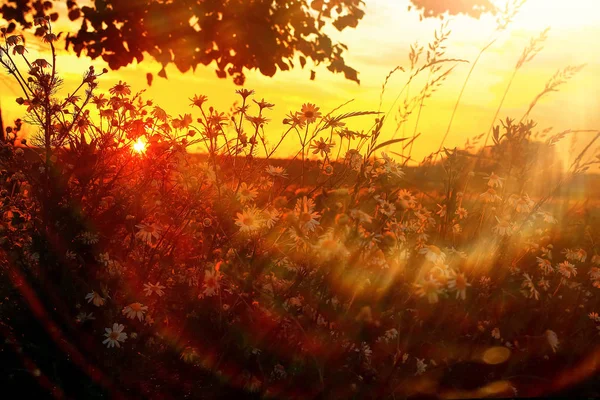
[1,0,599,163]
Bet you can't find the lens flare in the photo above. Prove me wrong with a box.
[133,138,147,154]
[482,346,511,365]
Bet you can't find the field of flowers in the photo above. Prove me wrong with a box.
[2,14,600,399]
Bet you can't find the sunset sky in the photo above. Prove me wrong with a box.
[1,0,599,164]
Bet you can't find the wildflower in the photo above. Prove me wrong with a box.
[103,323,127,348]
[80,231,99,245]
[181,347,199,363]
[484,172,504,188]
[480,188,502,203]
[235,207,263,233]
[448,271,470,300]
[397,189,416,209]
[541,245,553,259]
[538,278,550,291]
[589,312,600,322]
[310,137,334,157]
[378,328,399,343]
[42,33,57,43]
[415,358,428,375]
[262,207,281,229]
[319,116,344,131]
[419,245,446,264]
[493,217,514,236]
[135,223,162,245]
[378,199,396,217]
[143,282,166,297]
[299,103,321,124]
[430,258,451,281]
[109,81,131,96]
[536,257,554,274]
[283,111,306,128]
[6,34,24,46]
[345,150,363,171]
[199,162,218,182]
[85,291,105,307]
[253,98,275,110]
[76,312,95,323]
[12,44,27,55]
[557,261,577,278]
[414,277,442,304]
[514,195,534,213]
[173,113,194,129]
[74,116,90,134]
[202,269,220,297]
[190,94,208,108]
[574,248,588,262]
[31,59,51,69]
[321,162,335,176]
[122,302,149,321]
[236,182,258,203]
[359,342,373,365]
[379,152,405,178]
[152,106,168,121]
[521,273,540,300]
[294,196,321,232]
[265,165,288,179]
[246,115,270,128]
[545,330,559,353]
[144,315,155,326]
[436,204,447,218]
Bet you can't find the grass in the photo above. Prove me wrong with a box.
[1,7,600,399]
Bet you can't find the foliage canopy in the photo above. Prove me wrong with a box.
[0,0,494,84]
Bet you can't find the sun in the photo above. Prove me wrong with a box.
[133,138,147,154]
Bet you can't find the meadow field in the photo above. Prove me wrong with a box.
[1,5,600,399]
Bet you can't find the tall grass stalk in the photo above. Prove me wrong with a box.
[479,27,550,158]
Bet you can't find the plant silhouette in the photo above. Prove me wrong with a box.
[1,0,497,85]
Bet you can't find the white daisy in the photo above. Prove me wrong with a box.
[103,323,127,348]
[122,302,148,321]
[85,291,105,307]
[143,282,166,297]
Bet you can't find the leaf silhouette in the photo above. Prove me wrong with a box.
[0,0,496,85]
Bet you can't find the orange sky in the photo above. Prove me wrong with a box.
[1,0,599,164]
